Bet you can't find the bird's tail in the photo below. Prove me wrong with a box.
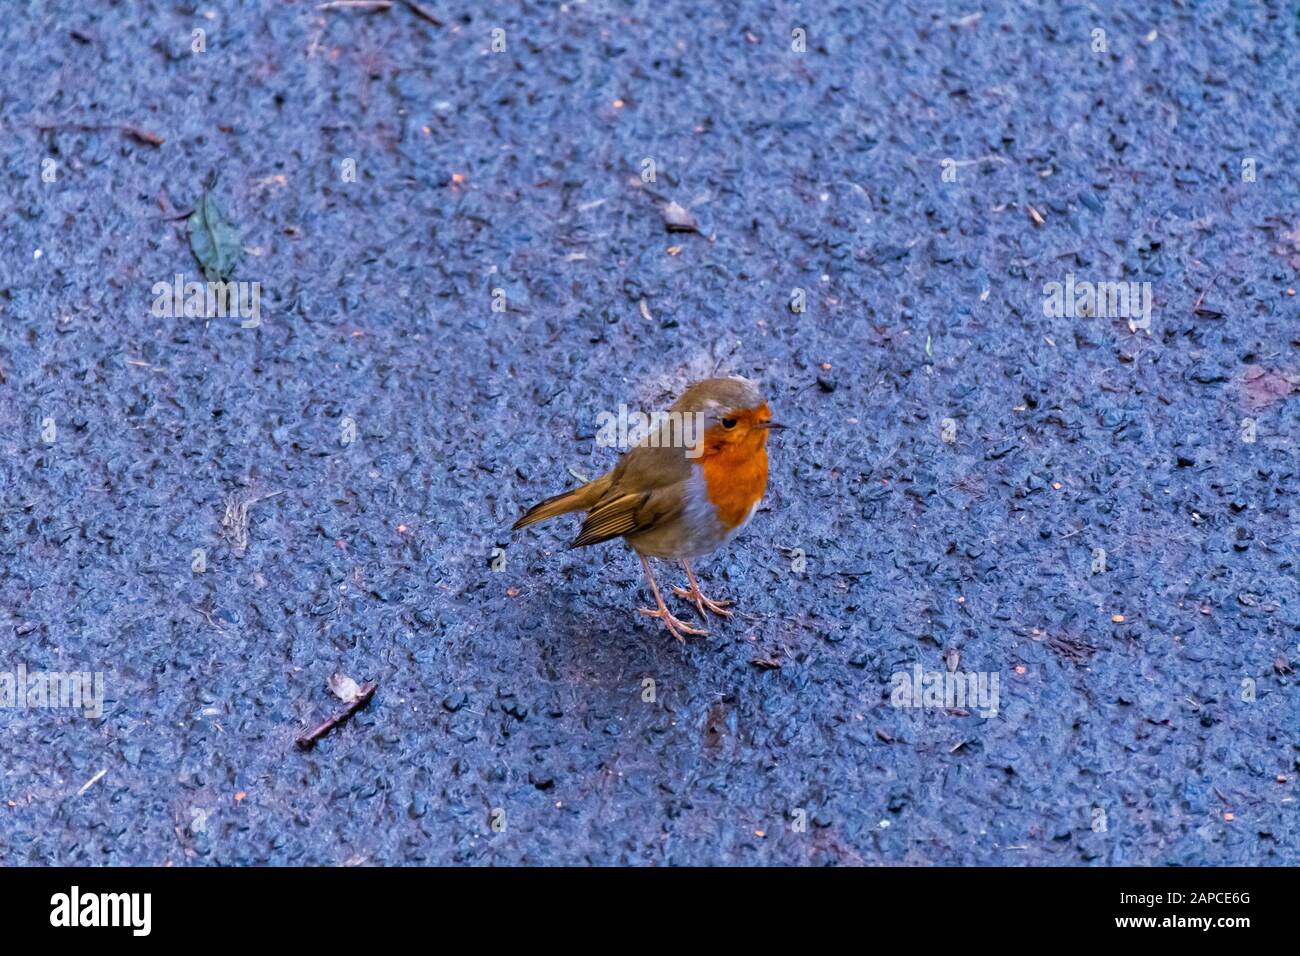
[512,475,609,531]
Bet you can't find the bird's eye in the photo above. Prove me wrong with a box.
[721,417,737,429]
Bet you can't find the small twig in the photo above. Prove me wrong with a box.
[917,154,1009,168]
[34,120,164,146]
[77,769,108,796]
[192,600,229,635]
[122,126,164,146]
[398,0,443,25]
[155,189,193,221]
[296,681,378,750]
[318,0,392,10]
[1192,271,1220,314]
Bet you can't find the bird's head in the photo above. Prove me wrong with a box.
[672,376,784,458]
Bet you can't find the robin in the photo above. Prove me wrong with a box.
[512,376,783,642]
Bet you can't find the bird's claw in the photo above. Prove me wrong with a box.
[672,584,734,619]
[638,606,708,642]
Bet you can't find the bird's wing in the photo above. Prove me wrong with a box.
[569,439,692,549]
[569,481,687,548]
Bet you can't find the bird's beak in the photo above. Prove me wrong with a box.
[757,421,786,430]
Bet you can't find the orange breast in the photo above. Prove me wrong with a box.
[701,442,768,529]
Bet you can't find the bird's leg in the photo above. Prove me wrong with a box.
[636,553,707,642]
[672,559,734,618]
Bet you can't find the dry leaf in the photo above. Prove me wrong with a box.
[1242,364,1300,410]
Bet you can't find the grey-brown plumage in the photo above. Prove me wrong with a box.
[512,376,762,551]
[511,376,780,642]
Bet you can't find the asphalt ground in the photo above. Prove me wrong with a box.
[0,1,1296,864]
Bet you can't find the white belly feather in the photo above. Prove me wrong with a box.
[629,467,759,560]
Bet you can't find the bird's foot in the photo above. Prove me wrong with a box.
[672,583,734,619]
[638,605,708,643]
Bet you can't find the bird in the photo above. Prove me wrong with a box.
[511,376,783,643]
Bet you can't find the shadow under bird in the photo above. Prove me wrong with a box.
[512,376,783,642]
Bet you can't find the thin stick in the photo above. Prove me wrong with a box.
[1193,271,1220,314]
[192,600,229,635]
[317,1,392,10]
[77,769,107,796]
[296,681,378,750]
[398,0,443,25]
[34,121,164,146]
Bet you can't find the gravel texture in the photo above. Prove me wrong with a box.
[1,0,1297,865]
